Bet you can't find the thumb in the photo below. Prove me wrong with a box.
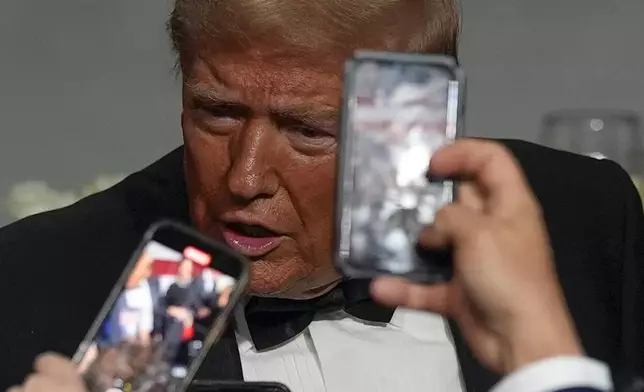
[433,204,485,248]
[34,352,78,380]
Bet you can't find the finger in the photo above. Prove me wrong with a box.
[417,225,450,250]
[22,374,54,392]
[370,276,450,314]
[429,140,534,214]
[456,182,484,212]
[34,353,77,381]
[455,299,501,364]
[6,386,23,392]
[433,203,485,245]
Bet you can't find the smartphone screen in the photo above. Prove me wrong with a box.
[335,52,464,283]
[74,222,248,392]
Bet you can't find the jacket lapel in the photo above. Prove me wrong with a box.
[193,325,245,382]
[122,148,245,382]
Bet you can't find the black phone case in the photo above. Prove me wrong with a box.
[188,381,291,392]
[334,51,466,284]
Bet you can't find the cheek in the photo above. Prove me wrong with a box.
[182,115,230,213]
[288,153,337,248]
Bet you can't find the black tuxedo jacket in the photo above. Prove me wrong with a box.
[0,140,642,391]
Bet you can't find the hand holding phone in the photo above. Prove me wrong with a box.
[6,354,87,392]
[73,221,249,392]
[334,51,465,283]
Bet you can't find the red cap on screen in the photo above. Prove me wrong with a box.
[183,246,211,266]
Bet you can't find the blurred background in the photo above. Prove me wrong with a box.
[1,0,643,226]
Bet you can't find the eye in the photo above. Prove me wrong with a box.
[206,114,238,126]
[285,125,336,153]
[205,105,244,121]
[290,126,329,139]
[195,104,245,133]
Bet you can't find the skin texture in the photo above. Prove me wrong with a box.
[177,258,193,281]
[126,252,153,289]
[8,354,90,392]
[181,49,345,298]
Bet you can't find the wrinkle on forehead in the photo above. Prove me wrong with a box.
[188,51,343,109]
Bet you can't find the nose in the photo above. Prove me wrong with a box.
[227,119,280,202]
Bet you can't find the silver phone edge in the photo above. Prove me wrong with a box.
[333,51,466,281]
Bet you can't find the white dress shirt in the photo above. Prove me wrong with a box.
[494,356,612,392]
[234,307,613,392]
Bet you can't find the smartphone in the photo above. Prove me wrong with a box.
[189,381,292,392]
[73,221,249,392]
[335,51,465,283]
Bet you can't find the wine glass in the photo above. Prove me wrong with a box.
[539,109,644,202]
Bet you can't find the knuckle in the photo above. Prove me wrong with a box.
[405,289,430,309]
[488,142,513,160]
[488,143,524,174]
[34,353,51,368]
[520,197,544,218]
[24,374,43,391]
[435,203,457,222]
[471,225,494,246]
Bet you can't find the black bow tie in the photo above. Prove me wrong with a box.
[243,279,395,350]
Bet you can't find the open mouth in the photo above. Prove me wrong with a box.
[222,222,283,258]
[227,222,277,238]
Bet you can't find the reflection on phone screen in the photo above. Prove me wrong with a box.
[77,240,237,392]
[342,57,459,279]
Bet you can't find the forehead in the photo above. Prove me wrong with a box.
[185,50,344,108]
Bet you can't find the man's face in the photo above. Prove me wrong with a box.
[126,254,153,288]
[178,259,193,279]
[181,49,343,299]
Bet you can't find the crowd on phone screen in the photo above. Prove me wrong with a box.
[77,253,235,381]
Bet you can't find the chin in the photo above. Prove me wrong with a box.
[247,259,302,297]
[248,261,342,300]
[247,256,335,299]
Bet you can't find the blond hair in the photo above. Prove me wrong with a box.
[169,0,460,68]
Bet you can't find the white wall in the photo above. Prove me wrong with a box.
[459,0,644,139]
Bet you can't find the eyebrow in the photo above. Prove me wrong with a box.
[187,83,241,106]
[273,105,338,126]
[187,84,338,126]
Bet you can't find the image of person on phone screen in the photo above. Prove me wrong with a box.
[76,253,160,389]
[104,253,156,347]
[161,258,201,373]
